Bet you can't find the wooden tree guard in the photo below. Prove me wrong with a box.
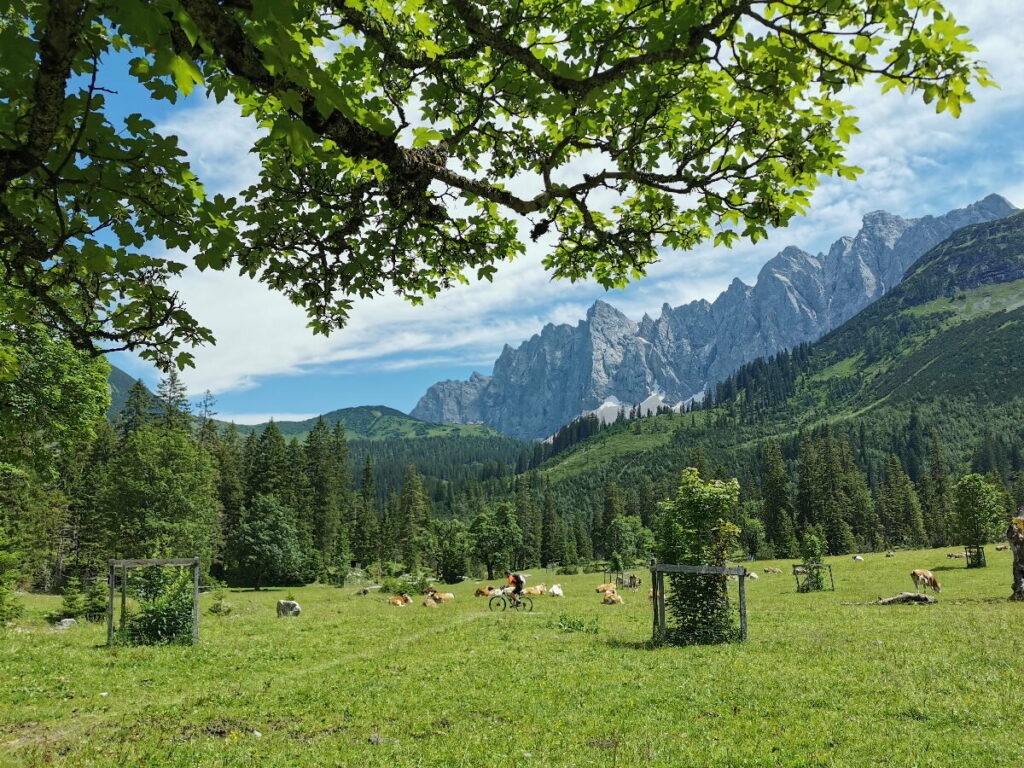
[964,546,986,569]
[649,563,748,644]
[106,558,201,647]
[792,563,834,592]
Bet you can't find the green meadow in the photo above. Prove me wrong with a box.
[3,548,1022,768]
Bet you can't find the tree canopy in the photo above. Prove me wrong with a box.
[1,0,990,365]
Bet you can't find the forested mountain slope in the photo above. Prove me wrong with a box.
[536,212,1024,526]
[414,195,1016,438]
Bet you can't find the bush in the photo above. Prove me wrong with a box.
[550,613,599,634]
[582,562,606,574]
[0,525,23,625]
[48,576,87,622]
[207,586,233,616]
[555,565,580,575]
[657,467,742,646]
[380,571,432,596]
[798,527,828,592]
[120,569,195,646]
[83,579,108,621]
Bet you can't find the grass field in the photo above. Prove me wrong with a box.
[3,548,1022,767]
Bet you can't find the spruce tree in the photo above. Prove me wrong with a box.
[761,442,792,548]
[156,369,192,432]
[305,419,343,578]
[398,465,431,570]
[117,380,154,437]
[246,422,290,502]
[540,490,564,567]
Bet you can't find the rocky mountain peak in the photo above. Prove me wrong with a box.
[411,195,1017,439]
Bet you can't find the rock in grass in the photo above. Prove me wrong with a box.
[56,618,78,629]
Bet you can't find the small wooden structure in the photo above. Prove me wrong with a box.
[964,545,986,569]
[793,562,834,592]
[106,558,200,647]
[649,562,748,643]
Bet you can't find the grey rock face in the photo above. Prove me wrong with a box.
[412,195,1016,439]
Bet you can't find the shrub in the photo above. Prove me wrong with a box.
[555,565,580,576]
[120,569,195,646]
[550,613,599,634]
[380,570,432,596]
[207,586,233,616]
[656,467,741,646]
[48,577,87,622]
[0,524,23,625]
[798,527,828,592]
[83,579,108,621]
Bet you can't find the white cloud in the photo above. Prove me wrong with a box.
[138,0,1022,397]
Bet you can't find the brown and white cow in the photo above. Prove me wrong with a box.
[911,569,941,593]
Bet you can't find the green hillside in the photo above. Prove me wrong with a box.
[233,404,502,441]
[536,212,1024,497]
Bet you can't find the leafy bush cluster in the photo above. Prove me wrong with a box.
[550,613,599,634]
[48,577,108,623]
[119,568,195,646]
[657,468,742,646]
[380,571,432,596]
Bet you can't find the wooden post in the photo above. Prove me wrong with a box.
[106,561,115,647]
[656,570,666,641]
[192,559,200,645]
[738,567,748,641]
[119,565,127,633]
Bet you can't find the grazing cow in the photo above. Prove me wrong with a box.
[746,572,759,580]
[595,583,616,593]
[852,555,865,562]
[602,590,624,605]
[946,552,966,559]
[355,588,370,596]
[388,594,412,606]
[523,583,547,596]
[626,574,642,591]
[886,551,896,558]
[548,584,564,598]
[911,569,941,593]
[276,600,301,617]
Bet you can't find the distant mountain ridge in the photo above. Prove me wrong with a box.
[105,369,501,441]
[412,194,1017,439]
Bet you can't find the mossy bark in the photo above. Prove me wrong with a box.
[1007,517,1024,601]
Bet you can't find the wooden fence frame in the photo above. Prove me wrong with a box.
[792,562,834,592]
[649,563,748,643]
[107,558,200,647]
[964,545,986,569]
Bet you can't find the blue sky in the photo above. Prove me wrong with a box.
[109,0,1024,423]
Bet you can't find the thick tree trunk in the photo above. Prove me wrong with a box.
[1008,517,1024,601]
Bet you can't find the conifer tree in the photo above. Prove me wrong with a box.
[574,513,593,563]
[246,422,290,502]
[117,380,154,437]
[540,490,564,567]
[212,424,245,579]
[397,465,431,570]
[761,442,792,548]
[514,476,541,567]
[922,430,952,546]
[156,369,192,432]
[350,457,379,568]
[305,419,343,578]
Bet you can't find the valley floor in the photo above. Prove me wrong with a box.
[2,548,1022,767]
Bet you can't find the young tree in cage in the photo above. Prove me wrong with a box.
[1008,514,1024,602]
[953,474,1007,559]
[798,526,828,592]
[656,467,741,646]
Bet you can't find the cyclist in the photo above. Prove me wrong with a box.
[504,570,526,604]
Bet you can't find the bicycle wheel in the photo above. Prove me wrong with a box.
[517,596,534,612]
[488,595,507,612]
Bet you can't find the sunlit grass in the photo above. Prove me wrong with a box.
[2,547,1022,767]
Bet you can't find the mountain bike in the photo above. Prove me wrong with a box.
[488,592,534,612]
